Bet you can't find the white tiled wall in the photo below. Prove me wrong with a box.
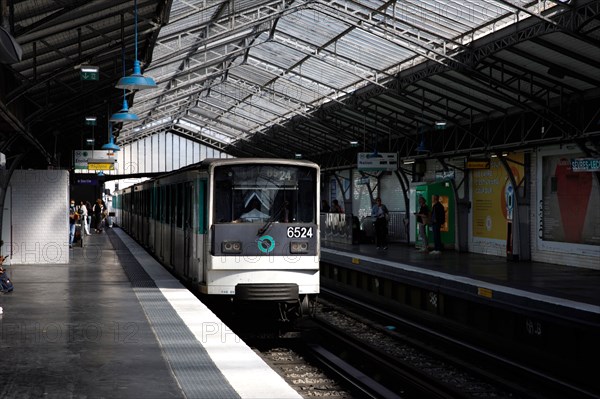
[5,170,70,264]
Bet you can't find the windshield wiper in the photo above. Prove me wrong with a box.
[257,201,288,236]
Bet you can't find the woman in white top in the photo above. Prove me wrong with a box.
[78,201,91,235]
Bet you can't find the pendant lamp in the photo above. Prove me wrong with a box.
[416,126,429,153]
[110,93,139,122]
[115,0,156,91]
[102,123,121,155]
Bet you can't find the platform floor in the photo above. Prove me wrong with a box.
[0,228,300,399]
[321,241,600,318]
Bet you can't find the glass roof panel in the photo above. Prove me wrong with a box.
[122,0,560,147]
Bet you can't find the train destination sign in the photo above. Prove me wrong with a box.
[571,158,600,172]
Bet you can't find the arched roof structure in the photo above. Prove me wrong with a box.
[1,0,599,169]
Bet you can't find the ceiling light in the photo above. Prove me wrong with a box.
[416,137,429,153]
[115,0,157,91]
[101,123,121,155]
[403,159,415,165]
[350,140,359,147]
[294,153,302,159]
[80,65,99,73]
[110,97,139,122]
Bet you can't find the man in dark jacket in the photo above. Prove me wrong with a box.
[430,195,445,255]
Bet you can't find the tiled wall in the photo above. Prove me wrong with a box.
[6,170,69,264]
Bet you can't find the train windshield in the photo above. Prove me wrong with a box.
[213,164,317,224]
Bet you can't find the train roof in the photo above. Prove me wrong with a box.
[114,158,320,194]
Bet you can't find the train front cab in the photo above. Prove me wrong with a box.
[204,160,320,317]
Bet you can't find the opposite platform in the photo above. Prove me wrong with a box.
[321,243,600,323]
[0,228,301,399]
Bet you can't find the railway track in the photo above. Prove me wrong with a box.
[232,303,511,398]
[206,283,597,398]
[316,288,599,399]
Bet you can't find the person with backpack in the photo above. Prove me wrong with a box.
[430,195,446,255]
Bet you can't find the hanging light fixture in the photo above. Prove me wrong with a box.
[115,0,157,91]
[416,138,429,153]
[416,125,429,153]
[110,93,139,122]
[101,122,121,156]
[112,24,140,123]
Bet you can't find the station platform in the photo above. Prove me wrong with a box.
[321,242,600,323]
[0,228,301,399]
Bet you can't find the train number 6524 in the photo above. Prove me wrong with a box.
[287,226,314,238]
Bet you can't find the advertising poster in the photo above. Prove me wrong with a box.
[539,152,600,246]
[472,153,524,240]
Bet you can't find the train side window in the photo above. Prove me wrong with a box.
[198,179,207,233]
[165,185,171,223]
[184,182,192,228]
[176,183,184,228]
[160,186,165,223]
[145,189,151,218]
[213,180,232,223]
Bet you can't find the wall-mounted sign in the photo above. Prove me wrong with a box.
[87,162,115,170]
[357,152,397,171]
[571,158,600,172]
[466,158,490,169]
[73,150,115,170]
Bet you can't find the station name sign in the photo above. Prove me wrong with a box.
[466,158,490,169]
[73,150,116,170]
[357,152,398,171]
[571,158,600,172]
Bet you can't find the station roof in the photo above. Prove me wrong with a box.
[1,0,599,169]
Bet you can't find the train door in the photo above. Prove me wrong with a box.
[163,185,172,266]
[197,178,208,284]
[183,182,193,278]
[156,186,164,261]
[172,182,185,275]
[148,186,156,251]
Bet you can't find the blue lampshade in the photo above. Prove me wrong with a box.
[110,98,139,122]
[101,126,120,153]
[115,0,157,91]
[115,61,156,91]
[101,137,120,152]
[416,137,429,153]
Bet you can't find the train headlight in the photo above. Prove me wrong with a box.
[222,241,242,254]
[290,241,309,254]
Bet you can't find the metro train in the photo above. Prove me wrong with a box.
[113,158,320,319]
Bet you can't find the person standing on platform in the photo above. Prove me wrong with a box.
[371,197,389,250]
[331,199,343,213]
[430,195,445,255]
[415,196,429,252]
[69,199,78,247]
[93,198,104,233]
[78,200,90,236]
[85,201,93,235]
[321,200,330,213]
